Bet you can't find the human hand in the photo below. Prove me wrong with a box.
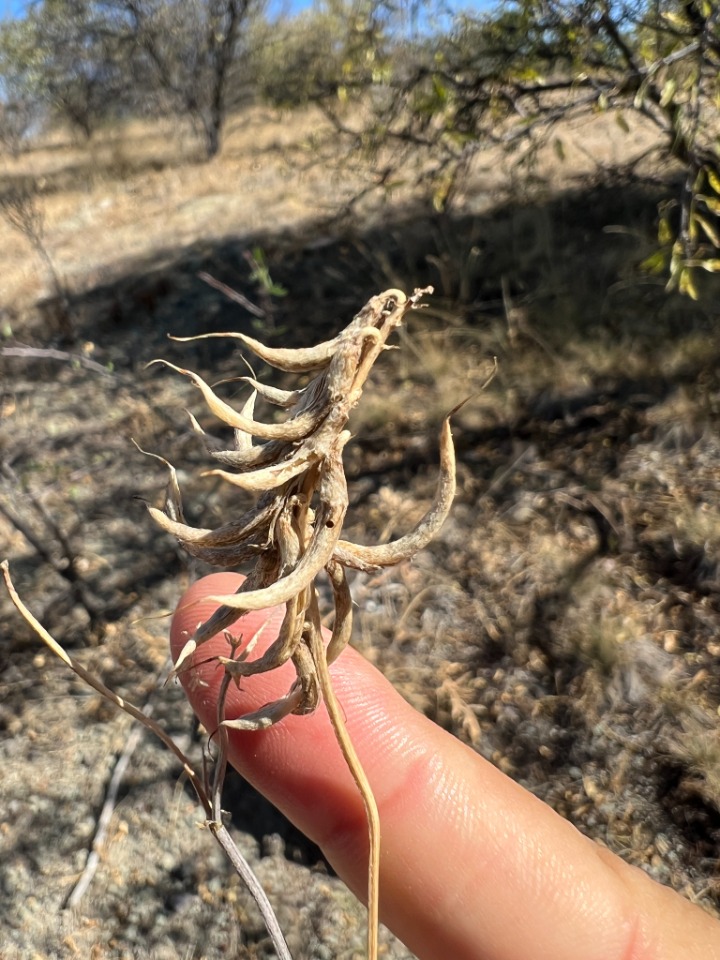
[171,573,720,960]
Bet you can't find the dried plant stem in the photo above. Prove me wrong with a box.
[0,344,117,378]
[198,271,265,318]
[1,560,293,960]
[1,561,206,805]
[145,286,463,960]
[211,819,293,960]
[65,680,160,910]
[0,461,105,629]
[209,647,295,960]
[308,593,381,960]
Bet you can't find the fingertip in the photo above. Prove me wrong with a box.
[166,577,714,960]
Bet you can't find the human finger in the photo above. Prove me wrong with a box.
[171,573,720,960]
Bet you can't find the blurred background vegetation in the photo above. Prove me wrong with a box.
[1,1,720,288]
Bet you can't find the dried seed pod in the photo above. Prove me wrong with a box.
[146,286,464,960]
[147,286,461,706]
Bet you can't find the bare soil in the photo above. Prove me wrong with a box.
[1,106,720,959]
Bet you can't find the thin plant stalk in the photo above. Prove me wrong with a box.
[0,560,293,960]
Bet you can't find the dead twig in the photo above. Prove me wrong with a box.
[198,271,265,318]
[0,344,117,379]
[0,460,105,629]
[64,705,150,909]
[0,561,293,960]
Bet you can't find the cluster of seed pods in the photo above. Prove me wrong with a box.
[147,286,459,731]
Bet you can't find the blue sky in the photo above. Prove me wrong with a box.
[1,0,497,23]
[0,0,23,18]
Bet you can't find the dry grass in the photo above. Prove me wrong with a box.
[0,106,352,313]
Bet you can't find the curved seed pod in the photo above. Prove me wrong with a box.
[234,389,257,452]
[148,360,324,441]
[202,443,320,492]
[219,596,303,678]
[177,540,267,566]
[200,448,348,613]
[239,377,305,408]
[171,330,342,372]
[211,438,294,470]
[185,412,226,453]
[289,639,321,716]
[328,547,382,573]
[274,501,302,575]
[146,498,277,547]
[222,682,304,730]
[215,419,345,476]
[147,505,214,542]
[325,560,353,665]
[173,552,282,671]
[134,443,186,523]
[200,507,345,610]
[333,407,461,569]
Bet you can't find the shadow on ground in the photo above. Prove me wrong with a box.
[3,172,720,944]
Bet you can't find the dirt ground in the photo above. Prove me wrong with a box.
[1,105,720,959]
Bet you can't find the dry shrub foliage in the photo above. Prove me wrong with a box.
[4,286,462,960]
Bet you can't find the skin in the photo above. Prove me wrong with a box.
[171,573,720,960]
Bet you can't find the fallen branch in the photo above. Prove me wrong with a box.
[0,344,117,378]
[198,271,265,318]
[65,714,147,909]
[0,460,105,629]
